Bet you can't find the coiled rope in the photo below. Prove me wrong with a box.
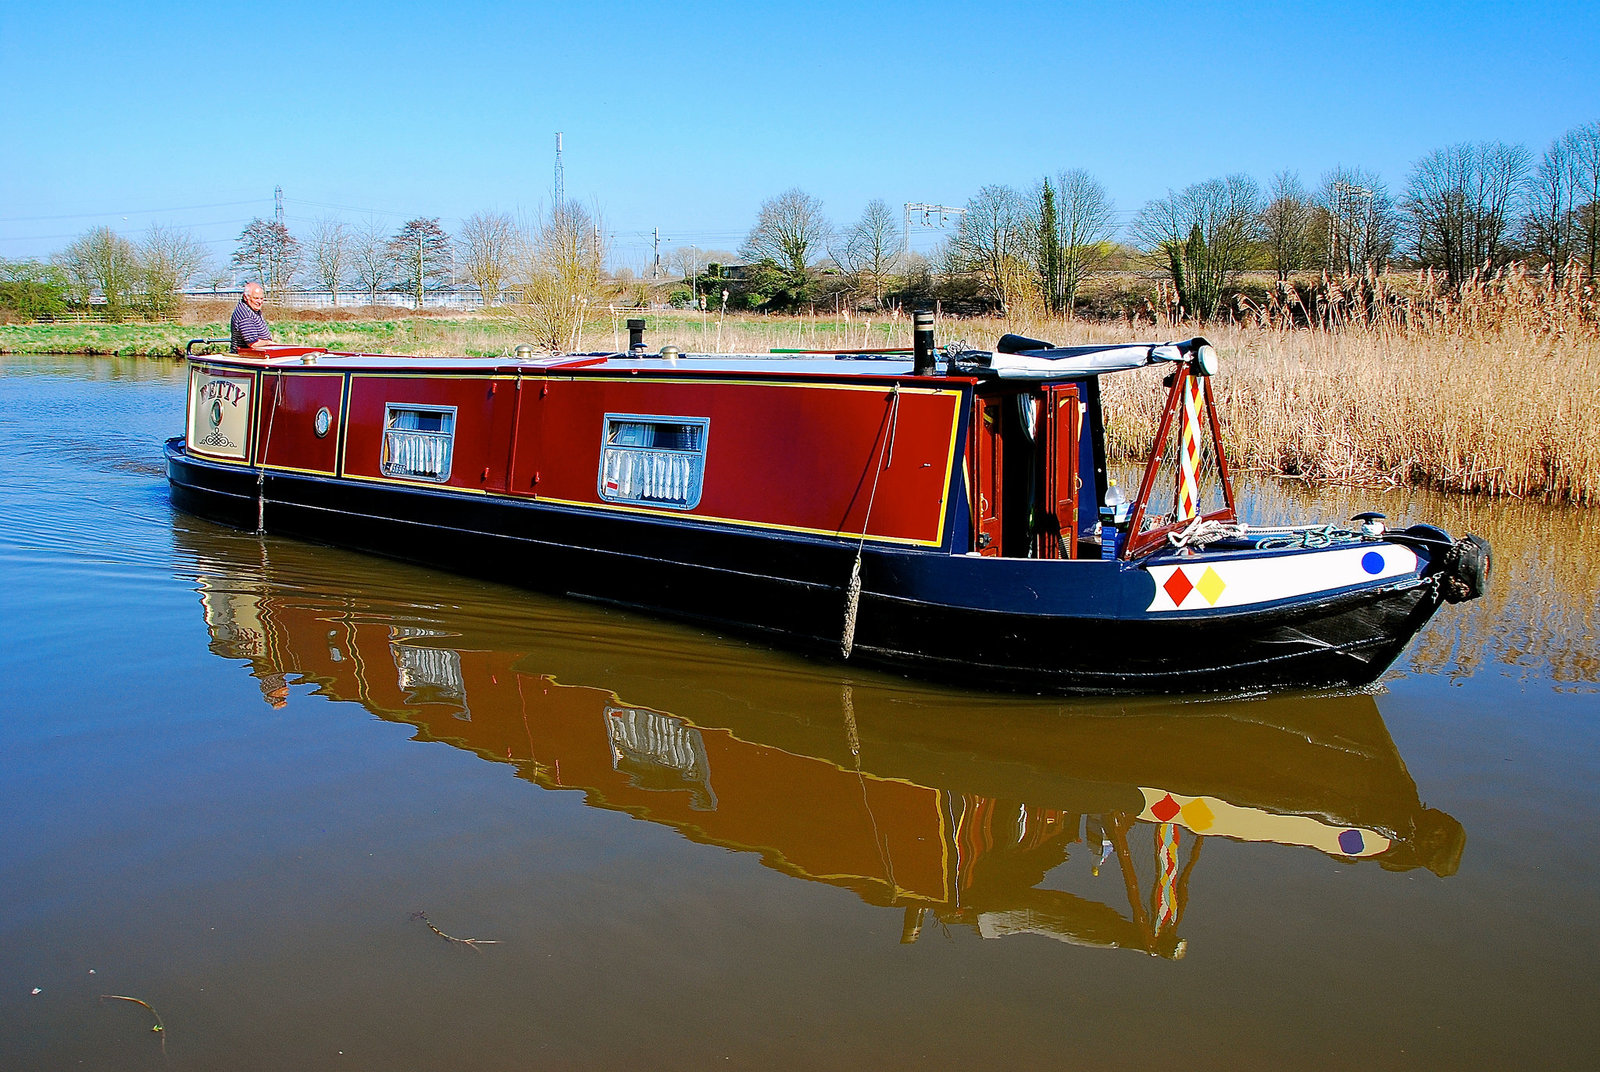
[1166,516,1363,551]
[1165,516,1248,549]
[1253,524,1361,550]
[841,385,901,659]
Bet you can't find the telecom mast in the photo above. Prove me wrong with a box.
[274,185,284,227]
[553,133,564,213]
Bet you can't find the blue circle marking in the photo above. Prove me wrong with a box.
[1339,829,1366,855]
[1361,551,1385,575]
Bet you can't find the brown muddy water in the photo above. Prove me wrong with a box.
[1,354,1597,1071]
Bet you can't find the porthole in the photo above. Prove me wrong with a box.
[314,407,332,438]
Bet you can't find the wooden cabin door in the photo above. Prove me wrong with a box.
[1040,384,1081,559]
[971,396,1004,556]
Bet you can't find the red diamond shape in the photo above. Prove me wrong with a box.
[1163,568,1194,606]
[1151,793,1181,822]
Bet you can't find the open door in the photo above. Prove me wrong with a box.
[970,385,1082,559]
[1039,383,1081,559]
[970,395,1005,556]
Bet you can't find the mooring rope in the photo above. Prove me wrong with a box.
[1253,524,1362,550]
[1164,516,1367,551]
[257,370,282,535]
[1165,515,1249,549]
[841,385,901,659]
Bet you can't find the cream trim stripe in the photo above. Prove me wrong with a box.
[1145,545,1420,612]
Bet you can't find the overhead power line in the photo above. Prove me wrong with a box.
[0,199,261,224]
[282,196,413,219]
[0,215,259,245]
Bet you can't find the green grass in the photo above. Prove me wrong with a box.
[0,311,915,359]
[0,317,512,358]
[0,321,210,357]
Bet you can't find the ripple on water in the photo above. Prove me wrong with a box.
[4,355,1599,1071]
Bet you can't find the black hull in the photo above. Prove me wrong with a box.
[167,441,1446,696]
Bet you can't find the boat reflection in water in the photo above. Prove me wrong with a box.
[183,532,1463,961]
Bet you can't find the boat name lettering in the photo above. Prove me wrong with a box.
[197,378,248,406]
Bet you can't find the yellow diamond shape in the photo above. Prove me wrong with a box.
[1196,566,1227,605]
[1180,797,1216,831]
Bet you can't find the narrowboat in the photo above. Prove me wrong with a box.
[165,315,1490,694]
[183,527,1462,958]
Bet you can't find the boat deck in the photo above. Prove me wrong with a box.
[226,346,926,380]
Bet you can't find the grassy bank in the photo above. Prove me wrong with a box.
[5,283,1595,504]
[0,315,511,358]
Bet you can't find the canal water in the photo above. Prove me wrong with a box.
[1,354,1596,1071]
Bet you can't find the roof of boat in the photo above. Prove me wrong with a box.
[204,348,927,378]
[205,337,1208,382]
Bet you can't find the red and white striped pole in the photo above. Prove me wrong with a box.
[1176,370,1203,522]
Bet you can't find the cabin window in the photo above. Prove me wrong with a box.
[598,414,709,509]
[382,404,456,481]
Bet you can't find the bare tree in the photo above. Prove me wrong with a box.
[200,266,235,295]
[1260,171,1314,281]
[666,245,699,282]
[56,226,140,317]
[307,218,351,304]
[350,219,391,306]
[897,249,937,305]
[948,184,1032,313]
[1317,166,1398,275]
[663,245,706,305]
[1403,141,1531,285]
[231,218,301,298]
[1520,131,1582,278]
[1131,175,1263,320]
[1568,121,1600,280]
[388,218,453,308]
[1052,168,1118,313]
[135,223,209,315]
[514,201,605,351]
[831,198,903,305]
[457,211,520,308]
[740,188,831,304]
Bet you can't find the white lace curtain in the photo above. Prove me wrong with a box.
[602,447,699,504]
[385,408,453,478]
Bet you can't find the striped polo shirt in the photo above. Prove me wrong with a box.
[230,300,272,351]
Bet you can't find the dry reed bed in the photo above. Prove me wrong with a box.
[590,268,1599,506]
[1097,321,1598,505]
[629,306,1598,505]
[1186,267,1596,505]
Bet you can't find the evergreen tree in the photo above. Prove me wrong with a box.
[1037,180,1063,314]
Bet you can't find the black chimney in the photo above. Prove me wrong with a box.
[912,309,936,376]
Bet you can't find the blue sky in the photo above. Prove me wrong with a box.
[3,0,1597,272]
